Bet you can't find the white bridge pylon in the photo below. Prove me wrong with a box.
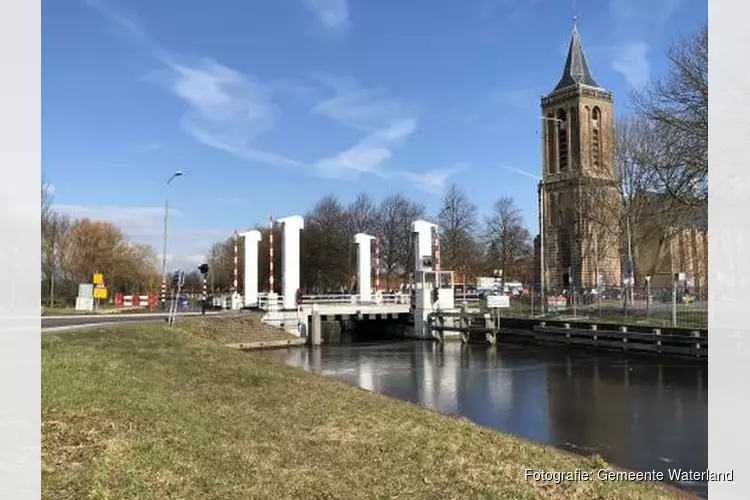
[277,215,304,310]
[354,233,375,303]
[238,216,445,312]
[240,230,262,308]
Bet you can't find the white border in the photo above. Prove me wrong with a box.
[710,0,750,498]
[0,0,41,498]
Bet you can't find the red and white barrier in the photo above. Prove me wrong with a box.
[269,215,275,293]
[114,293,158,308]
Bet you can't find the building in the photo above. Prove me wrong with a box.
[534,23,708,294]
[537,22,622,292]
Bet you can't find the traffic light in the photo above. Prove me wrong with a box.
[198,263,209,275]
[296,288,304,305]
[431,287,439,304]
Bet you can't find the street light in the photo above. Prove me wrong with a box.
[160,170,184,310]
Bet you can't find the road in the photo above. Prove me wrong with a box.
[42,311,219,333]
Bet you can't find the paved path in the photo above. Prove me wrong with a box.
[42,312,220,333]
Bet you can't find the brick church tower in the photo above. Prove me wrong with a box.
[538,22,622,293]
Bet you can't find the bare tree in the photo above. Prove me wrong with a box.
[344,192,378,289]
[484,196,531,287]
[631,24,707,206]
[375,194,425,288]
[437,184,480,271]
[41,212,72,306]
[302,195,349,292]
[580,115,688,292]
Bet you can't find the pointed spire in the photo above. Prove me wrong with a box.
[553,22,600,92]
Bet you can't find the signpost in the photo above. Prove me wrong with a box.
[168,269,186,327]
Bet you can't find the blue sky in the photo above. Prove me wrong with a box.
[42,0,706,269]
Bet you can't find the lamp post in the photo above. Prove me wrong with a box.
[160,170,184,310]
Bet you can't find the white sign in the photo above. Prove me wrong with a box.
[486,294,510,308]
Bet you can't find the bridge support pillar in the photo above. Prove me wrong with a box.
[310,304,322,346]
[240,230,262,307]
[354,233,375,303]
[278,215,304,310]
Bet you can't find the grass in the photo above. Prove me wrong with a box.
[178,313,299,344]
[43,319,689,499]
[41,305,153,316]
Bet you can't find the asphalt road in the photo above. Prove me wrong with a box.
[42,311,219,333]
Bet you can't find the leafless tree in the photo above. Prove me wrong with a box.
[630,24,707,207]
[437,184,480,272]
[483,196,532,287]
[344,192,378,288]
[302,195,350,292]
[375,193,425,287]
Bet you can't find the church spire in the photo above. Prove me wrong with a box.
[552,22,600,92]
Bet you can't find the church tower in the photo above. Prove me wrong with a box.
[539,22,621,292]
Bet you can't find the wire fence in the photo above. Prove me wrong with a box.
[457,285,707,330]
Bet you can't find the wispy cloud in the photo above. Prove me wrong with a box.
[309,75,455,192]
[147,57,305,168]
[85,1,456,192]
[311,76,416,178]
[53,203,231,270]
[498,164,540,181]
[490,86,546,109]
[610,41,650,88]
[609,0,684,22]
[303,0,350,30]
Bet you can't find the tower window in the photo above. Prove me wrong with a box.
[557,109,568,171]
[569,107,579,170]
[546,113,557,174]
[591,107,601,169]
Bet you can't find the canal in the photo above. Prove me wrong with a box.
[258,341,707,498]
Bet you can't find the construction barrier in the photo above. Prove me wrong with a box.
[113,293,158,308]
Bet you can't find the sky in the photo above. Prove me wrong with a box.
[42,0,707,271]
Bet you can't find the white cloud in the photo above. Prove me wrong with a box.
[490,86,546,108]
[303,0,350,29]
[498,164,540,181]
[311,76,431,183]
[608,0,684,21]
[147,57,306,169]
[611,41,650,88]
[85,2,457,192]
[52,204,230,271]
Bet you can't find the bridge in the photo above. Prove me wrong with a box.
[221,217,453,339]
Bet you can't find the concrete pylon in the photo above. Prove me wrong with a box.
[240,230,262,307]
[411,220,438,272]
[354,233,375,302]
[277,215,304,310]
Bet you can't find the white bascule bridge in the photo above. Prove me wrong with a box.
[229,216,457,340]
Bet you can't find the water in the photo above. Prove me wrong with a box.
[259,341,708,497]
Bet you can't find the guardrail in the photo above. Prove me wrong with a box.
[255,292,410,310]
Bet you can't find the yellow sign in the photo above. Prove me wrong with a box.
[93,287,108,299]
[93,273,104,285]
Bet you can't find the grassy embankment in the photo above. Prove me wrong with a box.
[42,314,689,499]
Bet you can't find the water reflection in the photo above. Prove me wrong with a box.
[258,341,707,497]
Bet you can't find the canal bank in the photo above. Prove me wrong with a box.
[261,340,707,498]
[42,322,688,499]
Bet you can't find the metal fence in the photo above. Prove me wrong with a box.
[457,285,707,330]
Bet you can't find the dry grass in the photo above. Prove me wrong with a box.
[42,321,690,499]
[178,312,298,344]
